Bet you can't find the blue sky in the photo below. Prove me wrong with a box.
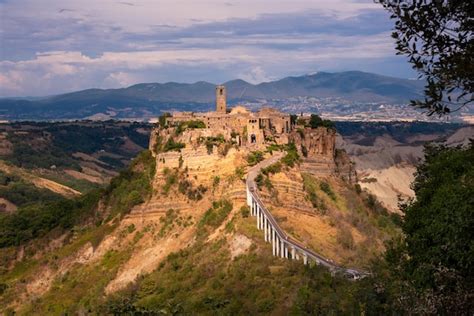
[0,0,415,97]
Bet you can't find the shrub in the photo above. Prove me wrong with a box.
[261,162,282,176]
[162,169,178,195]
[197,200,233,237]
[204,135,225,155]
[354,183,362,194]
[234,167,245,180]
[240,205,250,218]
[320,181,336,201]
[175,120,206,135]
[302,173,326,214]
[266,144,282,154]
[158,112,171,127]
[309,114,335,130]
[281,143,299,167]
[246,151,264,166]
[159,209,179,237]
[213,176,220,188]
[163,138,185,152]
[255,173,264,189]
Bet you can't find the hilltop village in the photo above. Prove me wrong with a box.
[150,85,354,180]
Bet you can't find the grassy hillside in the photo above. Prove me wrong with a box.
[0,121,468,314]
[0,141,400,315]
[0,121,151,196]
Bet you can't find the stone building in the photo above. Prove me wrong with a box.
[216,85,226,113]
[165,85,292,146]
[152,84,353,180]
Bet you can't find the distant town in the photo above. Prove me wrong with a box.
[237,96,473,123]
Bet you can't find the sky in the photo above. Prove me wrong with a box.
[0,0,415,97]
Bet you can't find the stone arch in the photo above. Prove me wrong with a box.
[251,134,256,143]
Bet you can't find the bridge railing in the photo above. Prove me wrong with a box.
[246,160,369,280]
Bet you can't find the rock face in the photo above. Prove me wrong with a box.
[149,128,242,184]
[289,127,354,180]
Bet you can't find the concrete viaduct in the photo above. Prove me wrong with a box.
[245,152,368,280]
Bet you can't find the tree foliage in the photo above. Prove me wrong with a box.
[385,142,474,313]
[309,114,335,129]
[378,0,473,115]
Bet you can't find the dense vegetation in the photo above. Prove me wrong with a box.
[297,114,335,129]
[0,150,156,248]
[0,190,99,248]
[281,142,300,167]
[0,121,150,170]
[0,171,64,208]
[175,120,206,135]
[334,121,466,144]
[103,150,156,219]
[197,200,233,238]
[246,151,264,166]
[382,142,474,313]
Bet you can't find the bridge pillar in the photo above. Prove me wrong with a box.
[272,228,276,256]
[280,240,285,258]
[295,252,300,261]
[271,228,274,255]
[264,216,268,242]
[291,247,296,260]
[257,207,261,229]
[284,245,288,258]
[303,254,308,265]
[247,188,251,207]
[266,220,270,243]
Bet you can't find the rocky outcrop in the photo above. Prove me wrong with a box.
[289,127,347,178]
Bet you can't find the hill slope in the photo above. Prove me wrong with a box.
[0,125,400,314]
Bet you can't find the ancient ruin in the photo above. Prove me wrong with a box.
[164,85,291,147]
[150,84,353,180]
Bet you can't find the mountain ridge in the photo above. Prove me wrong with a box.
[0,71,425,120]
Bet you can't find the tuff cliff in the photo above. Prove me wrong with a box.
[289,126,356,181]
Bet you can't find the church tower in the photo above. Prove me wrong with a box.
[216,85,226,113]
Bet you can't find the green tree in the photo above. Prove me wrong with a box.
[309,114,335,129]
[385,142,474,313]
[378,0,473,115]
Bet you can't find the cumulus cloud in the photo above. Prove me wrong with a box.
[239,66,273,84]
[0,0,412,96]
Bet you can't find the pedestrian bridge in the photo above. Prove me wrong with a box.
[245,153,368,280]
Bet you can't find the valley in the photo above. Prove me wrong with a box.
[0,114,471,314]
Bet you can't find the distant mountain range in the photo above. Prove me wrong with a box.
[0,71,425,120]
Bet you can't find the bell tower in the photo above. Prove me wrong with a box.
[216,85,226,113]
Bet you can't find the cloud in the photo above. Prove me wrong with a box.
[0,0,413,96]
[104,72,140,87]
[239,66,273,83]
